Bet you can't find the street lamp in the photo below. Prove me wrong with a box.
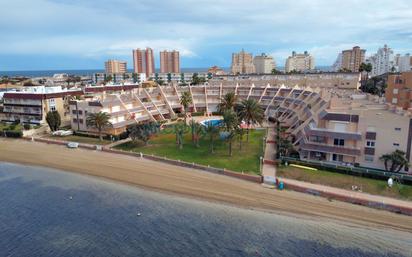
[259,156,263,175]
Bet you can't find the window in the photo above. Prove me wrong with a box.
[392,98,398,104]
[395,128,401,131]
[332,154,343,162]
[79,119,83,124]
[393,143,400,147]
[50,106,56,111]
[333,138,345,146]
[73,118,78,123]
[365,155,374,162]
[366,141,375,148]
[72,110,77,115]
[393,88,399,94]
[78,110,83,115]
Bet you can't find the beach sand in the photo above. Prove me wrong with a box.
[1,138,412,232]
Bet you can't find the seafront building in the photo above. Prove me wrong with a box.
[93,73,146,84]
[211,72,361,90]
[385,71,412,110]
[160,50,180,73]
[366,45,396,77]
[0,86,82,125]
[340,46,366,72]
[253,53,276,74]
[285,51,315,72]
[132,48,155,77]
[231,50,255,74]
[105,60,127,74]
[207,66,226,76]
[68,80,412,172]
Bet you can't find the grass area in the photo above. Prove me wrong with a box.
[0,123,22,131]
[44,135,112,145]
[277,165,412,201]
[115,129,266,174]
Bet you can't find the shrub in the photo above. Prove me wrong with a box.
[23,124,31,130]
[2,130,23,138]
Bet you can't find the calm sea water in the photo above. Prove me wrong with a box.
[0,162,410,257]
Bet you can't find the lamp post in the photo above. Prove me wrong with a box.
[259,156,263,175]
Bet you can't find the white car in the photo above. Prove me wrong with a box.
[67,142,79,148]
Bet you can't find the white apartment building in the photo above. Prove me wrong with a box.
[395,54,412,72]
[366,45,397,77]
[253,53,276,74]
[285,51,315,72]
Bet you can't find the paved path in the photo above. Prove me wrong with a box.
[262,127,277,179]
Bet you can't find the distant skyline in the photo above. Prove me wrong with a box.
[1,0,412,71]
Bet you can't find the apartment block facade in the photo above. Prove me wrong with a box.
[395,54,412,73]
[231,50,255,74]
[341,46,366,72]
[132,48,155,77]
[105,60,127,74]
[1,86,82,125]
[253,53,275,74]
[160,50,180,73]
[285,51,315,72]
[386,71,412,110]
[366,45,396,77]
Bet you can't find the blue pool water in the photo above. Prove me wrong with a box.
[201,119,223,127]
[0,162,411,257]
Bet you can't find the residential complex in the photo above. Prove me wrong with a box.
[253,53,276,74]
[285,51,315,73]
[366,45,396,77]
[212,72,361,90]
[105,60,127,74]
[160,50,180,73]
[68,80,412,172]
[231,50,255,74]
[93,73,146,84]
[395,54,412,72]
[207,66,226,76]
[385,71,412,110]
[0,86,82,125]
[340,46,366,72]
[132,48,155,77]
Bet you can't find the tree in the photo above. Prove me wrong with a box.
[217,92,237,113]
[173,123,186,150]
[191,73,206,85]
[45,111,61,132]
[191,121,205,147]
[23,80,35,87]
[236,126,245,151]
[104,75,113,84]
[380,150,409,173]
[271,68,282,75]
[205,121,220,153]
[128,122,159,146]
[86,112,112,141]
[238,99,264,142]
[180,91,192,124]
[222,110,239,156]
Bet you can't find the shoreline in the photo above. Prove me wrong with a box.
[1,139,412,231]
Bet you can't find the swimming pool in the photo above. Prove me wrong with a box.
[200,119,223,127]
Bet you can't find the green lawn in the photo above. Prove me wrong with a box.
[277,165,412,201]
[44,135,112,145]
[115,129,266,174]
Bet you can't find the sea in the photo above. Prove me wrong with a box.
[0,162,410,257]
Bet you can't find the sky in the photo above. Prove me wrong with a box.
[1,0,412,71]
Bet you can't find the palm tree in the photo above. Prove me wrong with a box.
[238,99,264,142]
[173,122,186,150]
[380,150,409,172]
[192,122,205,148]
[236,127,245,151]
[86,112,112,141]
[180,91,192,125]
[222,110,239,156]
[205,121,220,153]
[128,122,159,146]
[217,92,237,113]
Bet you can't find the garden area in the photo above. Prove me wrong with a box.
[44,134,112,145]
[115,128,266,174]
[0,122,23,137]
[277,165,412,200]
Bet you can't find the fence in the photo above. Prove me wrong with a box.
[281,157,412,184]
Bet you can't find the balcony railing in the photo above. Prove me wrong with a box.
[300,141,361,156]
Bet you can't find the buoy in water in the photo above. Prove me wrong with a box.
[69,196,73,200]
[137,212,141,216]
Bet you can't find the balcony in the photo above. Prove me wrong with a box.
[300,141,361,156]
[305,127,362,140]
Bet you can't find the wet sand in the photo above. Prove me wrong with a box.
[1,139,412,232]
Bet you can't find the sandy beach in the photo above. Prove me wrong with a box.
[1,138,412,232]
